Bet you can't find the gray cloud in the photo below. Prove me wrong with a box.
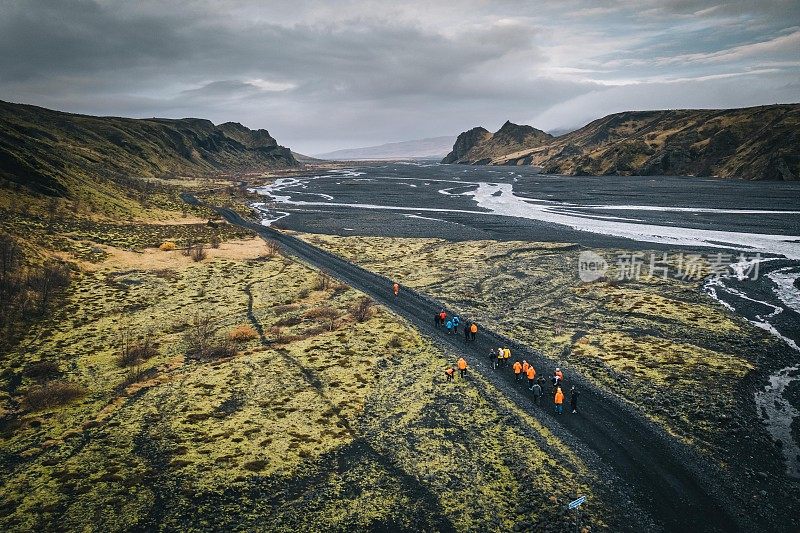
[0,0,797,153]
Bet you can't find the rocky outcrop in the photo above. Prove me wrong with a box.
[441,127,492,163]
[442,104,800,180]
[442,122,552,164]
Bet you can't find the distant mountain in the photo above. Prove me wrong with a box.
[315,135,456,160]
[291,151,323,163]
[0,100,297,198]
[442,104,800,180]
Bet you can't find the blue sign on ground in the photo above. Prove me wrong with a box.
[568,496,586,509]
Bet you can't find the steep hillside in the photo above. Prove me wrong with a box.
[0,100,297,207]
[443,104,800,180]
[442,122,552,164]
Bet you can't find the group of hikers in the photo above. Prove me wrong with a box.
[393,286,581,416]
[435,309,479,341]
[437,307,579,415]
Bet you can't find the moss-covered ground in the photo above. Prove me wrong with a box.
[294,234,781,460]
[1,235,604,531]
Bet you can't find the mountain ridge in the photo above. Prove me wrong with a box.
[0,100,298,200]
[442,104,800,180]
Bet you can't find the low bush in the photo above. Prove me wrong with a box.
[316,271,333,291]
[274,315,302,328]
[184,312,237,360]
[304,306,340,331]
[228,324,259,343]
[159,241,177,251]
[205,341,238,359]
[269,326,286,344]
[265,240,281,257]
[272,304,299,315]
[350,296,374,323]
[22,380,85,411]
[23,360,61,381]
[190,243,207,262]
[117,328,158,367]
[388,334,403,348]
[296,325,326,339]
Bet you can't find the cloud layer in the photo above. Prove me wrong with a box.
[1,0,798,153]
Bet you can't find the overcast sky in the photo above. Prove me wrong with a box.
[1,0,798,154]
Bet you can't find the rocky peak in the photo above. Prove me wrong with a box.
[441,126,492,163]
[494,121,552,144]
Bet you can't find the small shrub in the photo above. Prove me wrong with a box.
[388,334,403,348]
[297,325,326,339]
[315,271,333,291]
[274,315,302,328]
[331,283,349,296]
[350,296,373,323]
[304,306,340,331]
[184,312,237,360]
[272,304,299,315]
[265,240,281,257]
[159,241,177,251]
[229,325,259,343]
[181,237,194,256]
[122,365,147,387]
[22,381,85,411]
[23,360,61,381]
[269,326,285,344]
[118,327,158,367]
[190,243,207,262]
[184,313,215,358]
[206,340,238,359]
[210,234,221,249]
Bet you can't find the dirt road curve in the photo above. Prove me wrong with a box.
[185,195,748,532]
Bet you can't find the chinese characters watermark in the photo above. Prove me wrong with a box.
[577,250,761,282]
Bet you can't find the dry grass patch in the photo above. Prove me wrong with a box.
[228,325,259,343]
[22,381,86,412]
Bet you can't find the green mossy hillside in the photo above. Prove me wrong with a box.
[0,239,602,531]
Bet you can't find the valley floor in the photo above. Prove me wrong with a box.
[2,180,799,531]
[0,231,602,532]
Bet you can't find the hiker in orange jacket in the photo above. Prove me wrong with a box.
[513,360,522,381]
[526,365,536,390]
[393,282,399,296]
[457,357,468,378]
[445,366,455,382]
[522,360,529,375]
[554,387,564,415]
[469,322,477,341]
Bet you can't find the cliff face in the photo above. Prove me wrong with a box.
[0,101,298,197]
[442,104,800,180]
